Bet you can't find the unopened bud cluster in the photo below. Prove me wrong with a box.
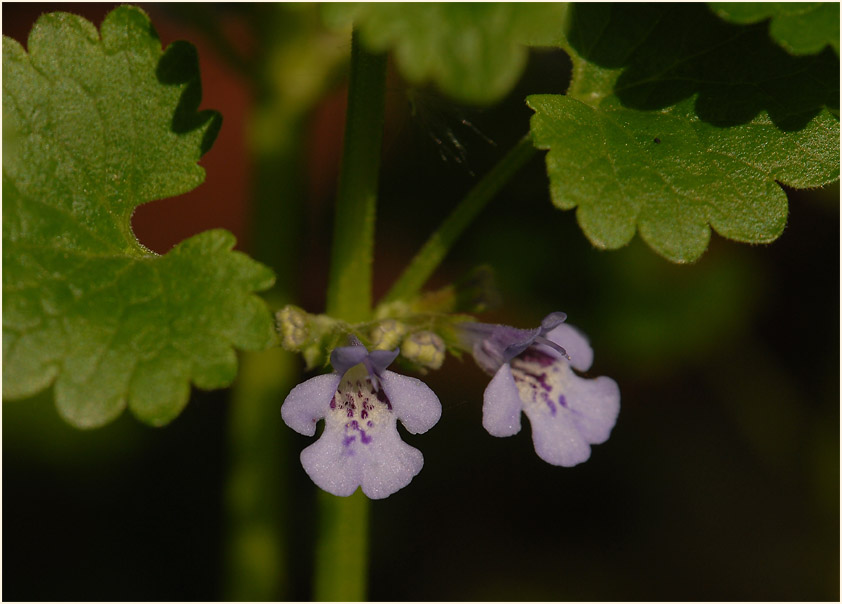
[400,331,445,370]
[275,305,345,369]
[369,319,408,351]
[276,305,309,350]
[275,305,455,372]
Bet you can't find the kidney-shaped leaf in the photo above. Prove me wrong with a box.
[3,6,276,428]
[530,3,839,263]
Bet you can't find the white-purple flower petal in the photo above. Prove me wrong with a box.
[523,398,591,467]
[511,349,618,466]
[482,364,523,437]
[358,430,424,499]
[462,313,620,467]
[281,342,441,499]
[281,373,342,436]
[559,373,620,445]
[379,370,441,434]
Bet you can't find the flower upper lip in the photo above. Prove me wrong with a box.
[330,339,400,377]
[459,311,568,373]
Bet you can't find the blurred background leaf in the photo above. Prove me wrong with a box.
[709,2,840,55]
[323,2,567,105]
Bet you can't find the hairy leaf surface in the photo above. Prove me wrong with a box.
[3,6,276,428]
[529,3,839,263]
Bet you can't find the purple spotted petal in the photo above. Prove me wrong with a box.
[281,373,342,436]
[543,323,593,372]
[562,374,620,445]
[505,348,619,467]
[482,364,523,437]
[300,425,424,499]
[289,361,434,499]
[379,370,442,434]
[299,404,424,499]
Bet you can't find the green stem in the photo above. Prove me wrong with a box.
[381,135,537,305]
[313,490,370,601]
[224,345,296,601]
[316,30,386,601]
[325,30,387,323]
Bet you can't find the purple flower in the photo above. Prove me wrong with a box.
[281,341,442,499]
[461,312,620,467]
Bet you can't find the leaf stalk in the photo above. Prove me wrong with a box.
[381,134,537,305]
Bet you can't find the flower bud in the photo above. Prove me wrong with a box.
[370,319,408,351]
[276,305,310,351]
[401,331,446,370]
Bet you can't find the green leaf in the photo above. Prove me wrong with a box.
[3,6,276,428]
[529,3,839,263]
[709,2,840,56]
[322,2,567,105]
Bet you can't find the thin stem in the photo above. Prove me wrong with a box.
[313,491,370,601]
[381,135,537,305]
[325,30,387,323]
[315,30,387,601]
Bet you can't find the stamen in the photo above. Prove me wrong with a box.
[533,336,570,360]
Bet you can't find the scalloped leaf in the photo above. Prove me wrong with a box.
[709,2,840,56]
[529,3,839,263]
[3,6,276,428]
[322,2,566,105]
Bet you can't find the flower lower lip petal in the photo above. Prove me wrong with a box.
[282,340,442,499]
[466,314,620,467]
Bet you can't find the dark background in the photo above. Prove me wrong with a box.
[3,4,839,601]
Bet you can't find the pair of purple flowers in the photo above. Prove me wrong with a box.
[281,313,620,499]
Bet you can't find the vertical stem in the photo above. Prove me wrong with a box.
[325,29,387,323]
[316,30,386,601]
[313,490,371,601]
